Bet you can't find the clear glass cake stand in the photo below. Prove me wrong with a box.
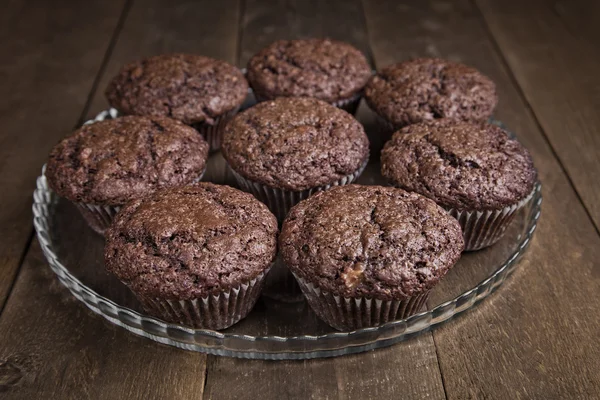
[33,109,542,360]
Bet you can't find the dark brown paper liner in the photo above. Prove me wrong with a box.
[74,203,120,235]
[135,269,269,330]
[447,189,535,251]
[202,152,236,185]
[192,107,239,152]
[261,255,304,303]
[370,115,397,156]
[331,93,362,115]
[229,158,368,222]
[253,92,363,116]
[295,275,430,331]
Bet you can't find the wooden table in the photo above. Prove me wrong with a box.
[1,0,599,398]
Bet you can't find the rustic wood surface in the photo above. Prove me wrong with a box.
[1,0,599,399]
[362,1,600,399]
[477,0,600,231]
[0,0,126,312]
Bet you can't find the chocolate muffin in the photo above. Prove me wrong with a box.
[105,183,278,330]
[381,119,537,250]
[46,115,209,234]
[280,184,464,330]
[247,39,372,114]
[105,54,248,150]
[364,58,497,152]
[222,97,369,221]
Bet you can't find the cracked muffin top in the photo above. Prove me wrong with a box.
[280,185,463,300]
[105,183,278,299]
[221,97,369,191]
[381,120,537,210]
[105,54,248,125]
[246,39,372,103]
[365,58,497,127]
[46,115,209,206]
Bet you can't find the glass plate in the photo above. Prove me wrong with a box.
[32,110,542,360]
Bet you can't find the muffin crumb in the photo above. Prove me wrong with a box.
[381,119,537,210]
[106,54,248,125]
[280,185,464,300]
[222,97,369,191]
[247,39,372,102]
[105,183,278,299]
[46,115,209,205]
[365,58,497,127]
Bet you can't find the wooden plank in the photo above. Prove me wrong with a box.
[204,1,446,399]
[549,0,600,51]
[476,0,600,230]
[362,0,600,398]
[205,338,443,400]
[238,0,372,66]
[0,242,207,399]
[0,0,126,312]
[0,0,241,398]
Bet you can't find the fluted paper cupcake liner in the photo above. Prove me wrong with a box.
[192,107,239,152]
[135,269,269,330]
[261,255,304,303]
[448,188,536,251]
[74,171,205,236]
[370,115,397,156]
[202,152,236,185]
[253,92,363,116]
[294,275,430,331]
[230,159,368,222]
[74,203,121,235]
[332,93,362,115]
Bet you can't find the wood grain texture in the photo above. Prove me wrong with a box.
[238,0,372,66]
[552,0,600,42]
[0,242,207,399]
[0,0,125,312]
[204,1,445,398]
[0,0,241,398]
[476,0,600,230]
[362,0,600,398]
[205,339,444,400]
[3,0,599,398]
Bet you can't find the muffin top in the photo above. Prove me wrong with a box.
[381,120,537,210]
[365,58,497,127]
[222,97,369,191]
[246,39,372,103]
[105,54,248,125]
[280,185,463,300]
[105,183,278,299]
[46,115,209,206]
